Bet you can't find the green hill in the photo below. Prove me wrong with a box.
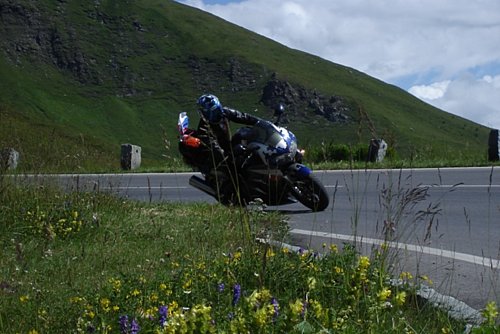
[0,0,491,171]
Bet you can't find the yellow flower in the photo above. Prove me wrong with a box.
[100,298,111,312]
[108,278,122,292]
[131,289,141,297]
[358,256,370,269]
[289,299,304,320]
[307,277,317,290]
[150,292,159,302]
[377,288,392,302]
[309,299,324,319]
[419,275,433,285]
[182,279,192,292]
[482,301,499,325]
[395,291,407,306]
[334,266,343,274]
[399,272,413,281]
[329,243,338,253]
[72,211,78,219]
[266,248,275,258]
[70,296,83,303]
[20,295,30,303]
[254,306,269,328]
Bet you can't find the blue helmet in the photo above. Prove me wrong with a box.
[197,94,223,123]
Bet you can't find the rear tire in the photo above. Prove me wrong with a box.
[290,174,329,212]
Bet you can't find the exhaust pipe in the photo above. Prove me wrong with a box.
[189,175,217,198]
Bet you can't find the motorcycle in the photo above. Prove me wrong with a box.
[177,106,329,212]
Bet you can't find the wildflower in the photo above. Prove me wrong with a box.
[395,291,407,306]
[100,298,111,312]
[149,292,159,302]
[131,318,140,334]
[377,287,392,302]
[254,306,269,328]
[182,278,192,293]
[358,256,370,269]
[232,284,241,306]
[271,297,279,321]
[329,243,338,253]
[419,275,433,285]
[119,315,129,333]
[109,278,122,292]
[217,283,225,293]
[159,305,168,328]
[266,247,275,258]
[19,295,29,303]
[131,289,141,297]
[400,272,413,281]
[307,277,317,290]
[482,301,499,325]
[233,250,242,261]
[290,299,304,321]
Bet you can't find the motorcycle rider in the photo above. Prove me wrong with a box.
[195,93,260,168]
[186,94,261,203]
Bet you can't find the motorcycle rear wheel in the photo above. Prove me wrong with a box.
[290,174,329,212]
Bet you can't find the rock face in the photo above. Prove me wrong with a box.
[0,1,353,125]
[261,75,352,123]
[0,0,98,83]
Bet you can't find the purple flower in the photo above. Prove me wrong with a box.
[131,318,140,334]
[232,284,241,306]
[271,297,279,320]
[217,283,225,293]
[119,315,129,334]
[159,305,168,327]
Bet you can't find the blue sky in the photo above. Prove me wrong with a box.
[178,0,500,130]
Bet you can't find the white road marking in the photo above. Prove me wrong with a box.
[100,186,189,190]
[290,228,500,269]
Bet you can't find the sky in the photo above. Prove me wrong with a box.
[177,0,500,131]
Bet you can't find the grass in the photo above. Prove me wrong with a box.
[1,173,499,333]
[0,0,494,172]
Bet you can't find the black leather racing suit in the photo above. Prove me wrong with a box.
[194,107,260,202]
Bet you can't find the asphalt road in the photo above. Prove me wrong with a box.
[25,167,499,310]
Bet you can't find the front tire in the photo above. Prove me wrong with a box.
[290,174,329,212]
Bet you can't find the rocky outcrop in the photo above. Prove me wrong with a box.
[261,75,352,123]
[0,0,98,83]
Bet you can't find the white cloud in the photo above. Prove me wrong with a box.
[409,75,500,129]
[409,81,450,100]
[177,0,500,129]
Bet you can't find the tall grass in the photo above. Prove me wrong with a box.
[3,172,497,333]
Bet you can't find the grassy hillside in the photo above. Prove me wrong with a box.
[0,0,491,171]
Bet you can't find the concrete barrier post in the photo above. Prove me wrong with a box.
[121,144,141,170]
[488,129,499,162]
[0,148,20,170]
[367,139,387,163]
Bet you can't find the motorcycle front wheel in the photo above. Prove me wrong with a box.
[290,173,329,212]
